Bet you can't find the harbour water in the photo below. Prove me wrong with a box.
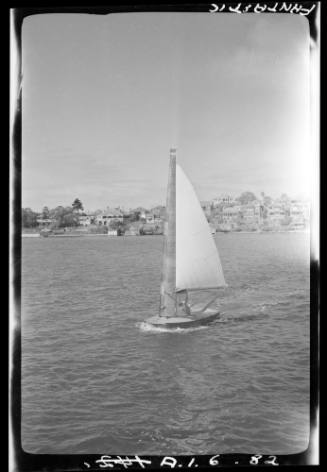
[21,232,310,455]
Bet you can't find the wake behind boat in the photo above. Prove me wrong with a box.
[146,149,227,329]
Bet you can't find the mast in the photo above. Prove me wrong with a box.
[159,149,176,317]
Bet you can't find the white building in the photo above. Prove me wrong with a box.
[222,206,241,222]
[139,211,162,224]
[212,194,234,207]
[290,202,310,228]
[96,208,124,225]
[78,214,95,226]
[36,218,55,227]
[241,203,262,223]
[266,205,286,223]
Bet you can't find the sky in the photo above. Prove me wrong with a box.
[21,12,311,212]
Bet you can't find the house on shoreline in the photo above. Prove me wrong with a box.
[95,208,124,226]
[210,196,310,232]
[36,218,55,227]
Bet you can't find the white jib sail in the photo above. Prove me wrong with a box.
[176,164,226,291]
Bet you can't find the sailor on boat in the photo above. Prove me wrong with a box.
[178,291,191,316]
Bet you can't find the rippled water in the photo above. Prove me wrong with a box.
[21,232,310,455]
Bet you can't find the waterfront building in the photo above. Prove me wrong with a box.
[78,214,95,226]
[145,214,162,224]
[107,230,118,236]
[266,205,287,224]
[289,202,310,228]
[139,209,163,224]
[210,215,223,228]
[290,201,310,218]
[275,194,291,208]
[95,208,124,225]
[241,205,257,223]
[254,201,265,218]
[240,202,264,225]
[212,194,234,207]
[222,205,241,223]
[36,218,55,227]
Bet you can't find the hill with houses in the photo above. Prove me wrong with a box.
[22,192,309,236]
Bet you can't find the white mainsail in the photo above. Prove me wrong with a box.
[176,164,226,291]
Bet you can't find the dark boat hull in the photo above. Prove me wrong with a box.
[146,309,220,328]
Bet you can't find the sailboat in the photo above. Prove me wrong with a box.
[146,149,226,328]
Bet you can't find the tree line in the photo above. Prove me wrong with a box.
[22,198,144,230]
[22,198,84,228]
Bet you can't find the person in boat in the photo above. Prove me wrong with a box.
[178,291,191,316]
[184,301,191,316]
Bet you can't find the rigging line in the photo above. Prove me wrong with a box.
[164,291,177,301]
[199,295,220,313]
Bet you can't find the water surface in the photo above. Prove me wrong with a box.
[21,232,310,454]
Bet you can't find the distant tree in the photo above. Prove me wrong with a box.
[61,210,79,227]
[262,206,268,219]
[263,195,272,206]
[22,208,38,228]
[280,215,292,226]
[51,206,79,228]
[150,205,165,218]
[41,206,50,219]
[236,213,244,227]
[109,219,127,231]
[89,224,108,234]
[129,211,141,222]
[211,203,224,215]
[236,191,257,205]
[109,219,127,235]
[108,219,121,230]
[72,198,83,212]
[94,209,104,215]
[49,206,61,219]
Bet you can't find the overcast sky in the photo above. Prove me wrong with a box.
[22,12,311,211]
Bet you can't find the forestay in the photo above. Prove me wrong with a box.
[176,164,226,291]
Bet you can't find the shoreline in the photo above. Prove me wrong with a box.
[22,229,310,238]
